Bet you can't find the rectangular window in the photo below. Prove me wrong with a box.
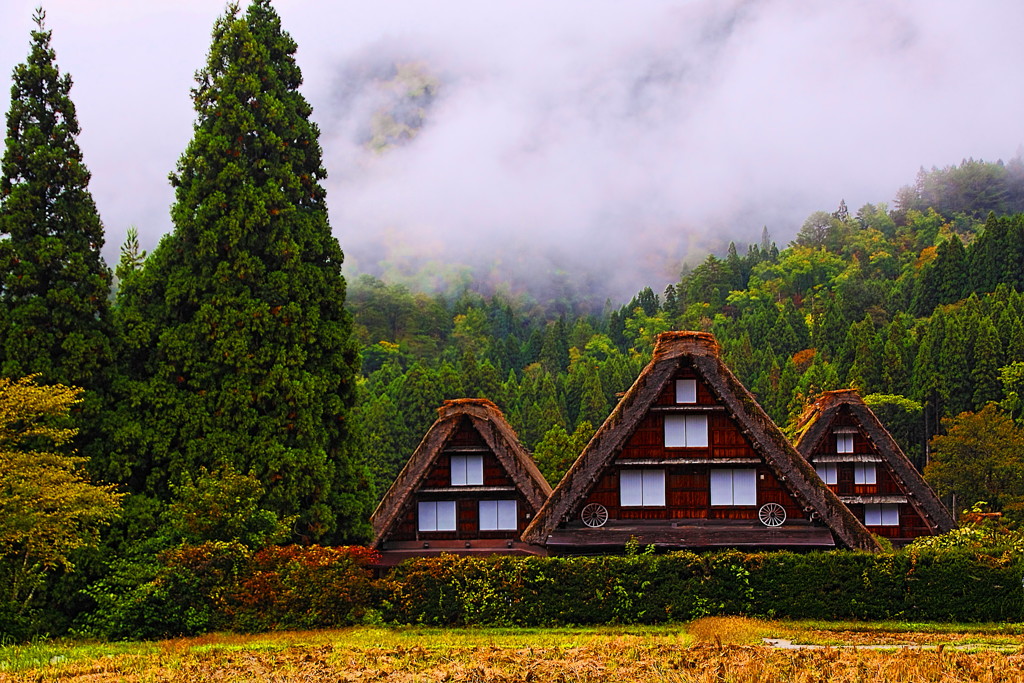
[854,463,876,485]
[836,434,854,453]
[620,469,666,506]
[865,503,899,526]
[815,463,838,485]
[450,455,484,486]
[418,500,457,531]
[710,469,757,506]
[479,500,517,530]
[675,379,697,404]
[664,414,709,447]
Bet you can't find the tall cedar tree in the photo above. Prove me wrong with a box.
[110,1,369,542]
[0,10,113,390]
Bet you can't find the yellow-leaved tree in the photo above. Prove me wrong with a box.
[0,376,122,618]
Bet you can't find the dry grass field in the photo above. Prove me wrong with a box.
[3,618,1024,682]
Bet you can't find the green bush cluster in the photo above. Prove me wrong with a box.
[385,548,1024,625]
[79,543,380,640]
[75,544,1024,639]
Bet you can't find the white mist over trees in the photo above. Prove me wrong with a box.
[0,1,1022,302]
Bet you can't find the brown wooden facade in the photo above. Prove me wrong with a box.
[523,332,879,553]
[794,390,955,544]
[370,399,552,565]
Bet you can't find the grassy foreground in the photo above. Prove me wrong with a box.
[3,618,1024,682]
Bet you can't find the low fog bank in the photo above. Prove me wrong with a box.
[0,1,1021,305]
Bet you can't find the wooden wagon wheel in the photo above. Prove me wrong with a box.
[758,502,786,527]
[581,503,609,528]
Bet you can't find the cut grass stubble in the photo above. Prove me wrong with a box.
[4,620,1024,682]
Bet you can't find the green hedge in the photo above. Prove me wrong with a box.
[76,545,1024,639]
[384,549,1024,625]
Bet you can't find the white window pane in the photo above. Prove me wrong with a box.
[855,463,876,485]
[466,455,483,485]
[733,469,757,505]
[676,379,697,404]
[685,415,708,447]
[642,469,666,506]
[451,456,467,486]
[497,500,517,530]
[479,500,498,530]
[451,455,483,486]
[865,504,881,526]
[436,500,457,531]
[620,470,643,506]
[837,434,854,453]
[664,415,687,447]
[418,501,437,531]
[815,463,837,485]
[881,504,899,526]
[710,469,733,506]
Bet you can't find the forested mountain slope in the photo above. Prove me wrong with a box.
[349,158,1024,503]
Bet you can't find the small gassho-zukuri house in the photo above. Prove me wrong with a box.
[792,389,955,545]
[370,398,552,565]
[522,331,880,553]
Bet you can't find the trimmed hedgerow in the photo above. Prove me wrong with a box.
[79,545,1024,638]
[384,548,1024,625]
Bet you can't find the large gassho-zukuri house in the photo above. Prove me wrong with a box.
[522,331,881,553]
[370,398,553,565]
[792,389,955,544]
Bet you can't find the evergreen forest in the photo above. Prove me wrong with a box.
[4,0,1024,641]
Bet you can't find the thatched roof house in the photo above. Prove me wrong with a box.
[370,398,552,564]
[522,331,880,552]
[793,389,955,542]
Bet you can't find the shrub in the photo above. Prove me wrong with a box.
[225,545,380,631]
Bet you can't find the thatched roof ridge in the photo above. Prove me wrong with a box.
[370,399,552,548]
[522,331,881,551]
[793,390,955,534]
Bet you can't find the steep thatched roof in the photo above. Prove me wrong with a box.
[370,398,552,548]
[793,389,955,534]
[521,331,881,552]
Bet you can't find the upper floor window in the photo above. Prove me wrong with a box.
[854,463,876,485]
[479,500,517,530]
[836,433,854,453]
[815,463,838,485]
[710,469,757,506]
[675,379,697,404]
[865,503,899,526]
[620,469,666,506]
[418,500,456,531]
[451,455,484,486]
[664,414,708,447]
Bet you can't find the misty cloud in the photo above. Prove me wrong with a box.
[1,0,1022,302]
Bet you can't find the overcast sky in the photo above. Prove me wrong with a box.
[1,1,1022,302]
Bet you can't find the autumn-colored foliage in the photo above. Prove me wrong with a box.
[226,545,380,632]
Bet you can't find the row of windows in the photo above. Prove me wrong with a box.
[815,463,877,485]
[619,468,759,507]
[418,500,517,532]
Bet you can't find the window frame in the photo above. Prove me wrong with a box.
[854,463,876,485]
[664,414,709,448]
[418,500,457,532]
[836,433,854,454]
[815,462,838,485]
[675,379,697,404]
[450,454,484,486]
[619,468,666,507]
[865,503,899,526]
[710,468,758,506]
[479,499,518,531]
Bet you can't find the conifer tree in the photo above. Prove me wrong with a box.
[0,10,112,389]
[109,1,368,541]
